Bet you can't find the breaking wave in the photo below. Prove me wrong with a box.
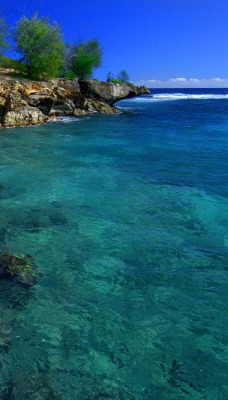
[48,116,91,123]
[129,93,228,102]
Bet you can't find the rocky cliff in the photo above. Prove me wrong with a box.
[0,77,150,127]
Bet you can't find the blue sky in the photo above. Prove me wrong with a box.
[1,0,228,87]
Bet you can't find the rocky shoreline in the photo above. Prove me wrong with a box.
[0,77,150,127]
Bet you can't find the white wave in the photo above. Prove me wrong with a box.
[116,106,133,110]
[116,106,137,114]
[154,93,228,100]
[58,117,81,123]
[129,93,228,102]
[48,116,90,123]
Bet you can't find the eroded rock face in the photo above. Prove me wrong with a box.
[79,79,150,105]
[0,76,150,127]
[82,98,119,114]
[3,106,47,126]
[2,90,47,126]
[49,99,75,116]
[27,94,55,115]
[0,96,6,123]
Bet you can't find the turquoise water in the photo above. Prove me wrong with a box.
[0,90,228,399]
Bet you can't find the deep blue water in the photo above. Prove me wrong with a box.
[0,88,228,399]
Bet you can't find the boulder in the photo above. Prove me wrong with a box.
[49,99,75,116]
[2,90,47,126]
[3,106,47,126]
[3,90,27,112]
[82,98,119,114]
[23,81,54,97]
[73,108,87,116]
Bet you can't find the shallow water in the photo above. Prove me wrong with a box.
[0,90,228,399]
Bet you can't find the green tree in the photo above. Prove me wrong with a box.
[69,39,102,80]
[13,15,65,80]
[117,69,130,83]
[0,18,8,56]
[106,70,130,83]
[106,72,115,82]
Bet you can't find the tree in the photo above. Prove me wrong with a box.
[117,69,130,83]
[0,18,8,56]
[106,72,115,82]
[106,70,130,83]
[69,39,102,80]
[13,15,65,80]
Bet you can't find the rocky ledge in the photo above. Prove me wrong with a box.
[0,78,150,127]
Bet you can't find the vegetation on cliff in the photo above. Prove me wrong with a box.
[107,70,130,83]
[0,13,150,127]
[65,40,102,80]
[0,14,104,81]
[13,16,65,80]
[0,18,8,56]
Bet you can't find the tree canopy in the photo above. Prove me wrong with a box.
[13,15,65,80]
[0,18,8,56]
[0,14,126,83]
[69,40,102,80]
[117,69,130,83]
[107,70,130,83]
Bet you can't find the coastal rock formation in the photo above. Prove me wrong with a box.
[3,106,47,126]
[0,76,150,127]
[2,91,47,126]
[79,79,148,105]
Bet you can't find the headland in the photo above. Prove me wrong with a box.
[0,74,149,127]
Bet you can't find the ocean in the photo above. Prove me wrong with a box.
[0,88,227,399]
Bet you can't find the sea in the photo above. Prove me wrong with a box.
[0,88,227,399]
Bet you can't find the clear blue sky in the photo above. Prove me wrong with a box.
[2,0,228,87]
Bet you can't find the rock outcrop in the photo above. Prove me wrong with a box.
[3,91,47,126]
[79,79,148,105]
[0,77,150,127]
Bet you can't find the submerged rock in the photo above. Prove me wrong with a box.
[7,367,63,400]
[0,227,7,244]
[0,279,35,309]
[49,212,68,226]
[0,318,12,349]
[0,253,40,286]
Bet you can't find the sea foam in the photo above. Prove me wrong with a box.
[130,93,228,102]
